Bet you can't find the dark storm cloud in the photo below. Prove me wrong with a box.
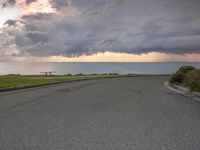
[49,0,69,10]
[4,20,17,26]
[1,0,16,8]
[26,32,49,43]
[1,0,200,57]
[26,0,37,4]
[22,13,55,20]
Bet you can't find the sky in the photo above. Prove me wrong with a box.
[0,0,200,62]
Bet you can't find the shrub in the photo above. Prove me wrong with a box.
[184,69,200,92]
[170,66,195,84]
[64,74,72,76]
[90,73,98,76]
[101,73,108,75]
[178,66,195,74]
[169,73,183,84]
[108,73,119,75]
[75,73,85,76]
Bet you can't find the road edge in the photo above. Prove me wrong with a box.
[0,75,153,93]
[0,75,169,93]
[164,81,200,102]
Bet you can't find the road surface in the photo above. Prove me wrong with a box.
[0,76,200,150]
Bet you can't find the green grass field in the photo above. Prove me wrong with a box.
[0,74,142,89]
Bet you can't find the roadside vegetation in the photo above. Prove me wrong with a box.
[0,73,146,89]
[170,66,200,92]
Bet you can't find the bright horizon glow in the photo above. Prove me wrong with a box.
[5,52,200,62]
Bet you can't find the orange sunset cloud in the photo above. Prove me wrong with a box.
[7,52,200,62]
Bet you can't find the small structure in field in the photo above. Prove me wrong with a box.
[40,71,56,76]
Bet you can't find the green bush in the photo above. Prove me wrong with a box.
[101,73,108,75]
[170,66,195,84]
[64,74,72,76]
[184,69,200,92]
[169,73,183,84]
[74,73,85,76]
[108,73,119,75]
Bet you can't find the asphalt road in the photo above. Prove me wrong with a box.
[0,76,200,150]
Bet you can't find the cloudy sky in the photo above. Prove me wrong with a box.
[0,0,200,62]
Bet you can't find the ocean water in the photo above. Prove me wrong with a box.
[0,62,200,75]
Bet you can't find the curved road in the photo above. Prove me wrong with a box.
[0,76,200,150]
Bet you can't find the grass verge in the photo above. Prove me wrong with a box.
[0,74,146,89]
